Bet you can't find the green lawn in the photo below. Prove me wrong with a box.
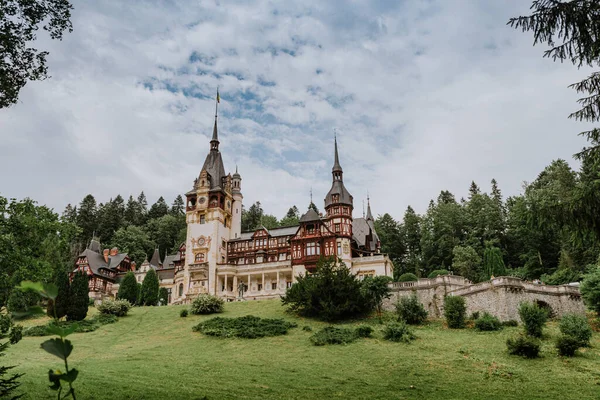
[4,300,600,400]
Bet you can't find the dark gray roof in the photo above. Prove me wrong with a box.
[77,248,128,278]
[299,208,321,223]
[149,248,161,268]
[162,254,176,268]
[332,136,342,173]
[366,201,374,221]
[201,150,226,191]
[324,180,353,208]
[230,225,300,242]
[89,239,101,253]
[352,218,378,252]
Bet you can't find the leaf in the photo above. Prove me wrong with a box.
[59,368,78,383]
[43,283,59,300]
[16,281,45,295]
[41,338,73,360]
[46,323,78,338]
[48,369,62,391]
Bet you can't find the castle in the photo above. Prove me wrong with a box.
[74,103,393,304]
[170,109,393,303]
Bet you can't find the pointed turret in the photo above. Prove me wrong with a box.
[210,115,219,151]
[149,248,161,268]
[366,196,373,221]
[324,136,353,208]
[332,135,342,176]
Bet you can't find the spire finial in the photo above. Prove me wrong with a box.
[332,131,343,176]
[366,191,373,221]
[310,187,313,204]
[362,200,365,218]
[211,87,220,150]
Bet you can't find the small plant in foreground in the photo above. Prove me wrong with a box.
[310,326,358,346]
[396,294,428,325]
[18,281,80,398]
[355,325,374,338]
[302,325,312,332]
[559,313,592,347]
[506,334,540,358]
[193,315,297,338]
[474,312,502,331]
[444,296,466,329]
[556,335,581,357]
[97,299,131,317]
[180,309,188,318]
[502,320,519,327]
[190,294,224,315]
[383,321,415,343]
[0,313,24,398]
[518,302,548,338]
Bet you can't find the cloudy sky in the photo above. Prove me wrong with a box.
[0,0,593,221]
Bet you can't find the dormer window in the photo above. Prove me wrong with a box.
[332,194,339,202]
[307,224,315,234]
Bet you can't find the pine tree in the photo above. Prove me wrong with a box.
[62,204,77,224]
[47,268,70,319]
[468,181,480,199]
[124,195,139,226]
[403,206,422,277]
[77,194,97,241]
[137,191,148,224]
[67,271,89,321]
[148,197,169,220]
[170,195,185,216]
[140,269,159,306]
[158,287,169,305]
[117,272,138,304]
[241,202,263,231]
[483,246,506,280]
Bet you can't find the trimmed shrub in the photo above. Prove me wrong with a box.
[502,320,519,327]
[475,312,502,331]
[396,294,428,325]
[190,294,224,315]
[67,271,89,321]
[302,325,312,332]
[383,321,416,343]
[282,257,372,321]
[193,315,297,339]
[310,326,357,346]
[581,267,600,316]
[140,269,160,306]
[398,273,418,282]
[24,314,118,337]
[158,287,169,305]
[556,335,581,357]
[97,299,131,317]
[444,296,466,329]
[117,272,139,305]
[355,325,374,338]
[47,269,70,318]
[9,325,23,344]
[559,313,592,347]
[180,309,188,318]
[427,270,449,279]
[506,334,541,358]
[518,302,548,338]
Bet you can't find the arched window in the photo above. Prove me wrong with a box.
[178,283,183,297]
[195,253,205,263]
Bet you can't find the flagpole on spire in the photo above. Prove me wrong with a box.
[215,86,220,118]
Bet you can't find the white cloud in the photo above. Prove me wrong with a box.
[0,0,592,222]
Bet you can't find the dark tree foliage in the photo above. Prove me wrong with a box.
[67,272,89,321]
[580,266,600,315]
[76,194,97,243]
[170,195,185,216]
[0,314,23,399]
[361,275,392,317]
[117,272,138,305]
[241,201,263,232]
[148,197,169,220]
[158,287,169,305]
[140,269,159,306]
[308,202,320,214]
[47,268,70,319]
[509,0,600,239]
[374,214,405,278]
[281,257,372,321]
[0,0,73,108]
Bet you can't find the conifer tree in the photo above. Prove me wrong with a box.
[137,191,149,224]
[148,197,169,220]
[117,272,138,304]
[403,206,422,276]
[140,269,159,306]
[170,195,185,216]
[483,246,506,280]
[124,195,140,226]
[67,271,89,321]
[47,268,70,319]
[158,287,169,305]
[77,194,97,241]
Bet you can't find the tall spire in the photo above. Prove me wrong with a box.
[210,87,220,151]
[366,193,373,221]
[332,131,342,173]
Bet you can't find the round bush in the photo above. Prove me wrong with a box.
[559,313,592,347]
[474,312,502,331]
[190,294,224,315]
[518,302,548,338]
[444,296,466,329]
[193,315,297,339]
[355,325,374,338]
[556,335,581,357]
[396,294,428,325]
[97,299,131,317]
[180,309,188,318]
[383,321,415,343]
[506,334,541,358]
[427,270,449,279]
[398,273,418,282]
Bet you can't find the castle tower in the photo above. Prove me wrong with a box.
[324,136,353,265]
[231,166,243,239]
[182,91,234,298]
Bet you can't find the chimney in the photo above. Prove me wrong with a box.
[131,261,136,272]
[110,247,118,256]
[103,249,109,263]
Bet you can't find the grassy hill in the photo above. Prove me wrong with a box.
[4,299,600,400]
